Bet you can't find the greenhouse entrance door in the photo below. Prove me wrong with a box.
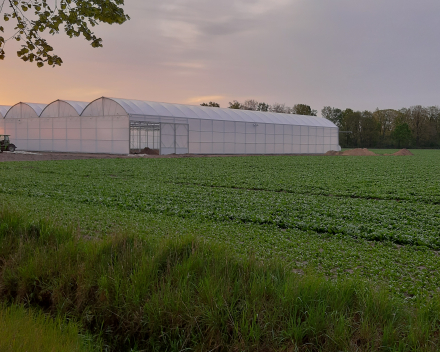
[130,121,160,154]
[129,122,189,155]
[160,123,189,155]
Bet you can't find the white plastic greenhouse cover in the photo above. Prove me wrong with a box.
[40,100,89,117]
[0,105,12,118]
[82,97,337,128]
[5,102,48,118]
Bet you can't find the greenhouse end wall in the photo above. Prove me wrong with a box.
[0,115,129,154]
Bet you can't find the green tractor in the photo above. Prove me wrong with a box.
[0,135,16,153]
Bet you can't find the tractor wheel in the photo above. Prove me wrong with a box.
[7,145,15,152]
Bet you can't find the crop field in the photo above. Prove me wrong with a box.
[1,150,440,300]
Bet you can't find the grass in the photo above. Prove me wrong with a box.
[0,304,98,352]
[1,209,440,351]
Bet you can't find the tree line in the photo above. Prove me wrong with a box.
[201,100,317,115]
[322,106,440,148]
[201,100,440,148]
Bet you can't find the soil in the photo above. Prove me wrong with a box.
[0,151,323,162]
[325,148,378,156]
[0,151,127,162]
[131,147,160,155]
[325,148,414,156]
[390,148,414,156]
[0,148,415,162]
[342,148,378,156]
[324,150,341,156]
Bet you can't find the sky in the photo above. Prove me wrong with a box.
[1,0,440,115]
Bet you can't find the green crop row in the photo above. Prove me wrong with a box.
[1,152,439,248]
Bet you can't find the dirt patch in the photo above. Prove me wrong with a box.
[324,150,342,156]
[388,148,414,156]
[0,151,128,162]
[342,148,378,156]
[130,147,160,155]
[0,148,416,162]
[0,151,325,162]
[325,148,377,156]
[326,148,415,157]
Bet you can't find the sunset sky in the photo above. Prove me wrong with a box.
[1,0,440,114]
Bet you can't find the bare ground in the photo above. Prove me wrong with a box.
[324,148,414,156]
[0,151,326,162]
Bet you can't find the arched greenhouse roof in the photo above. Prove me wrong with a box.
[40,100,89,117]
[4,102,48,119]
[24,103,47,116]
[63,100,89,115]
[83,97,337,128]
[0,105,12,118]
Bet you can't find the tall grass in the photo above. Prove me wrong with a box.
[0,304,98,352]
[1,209,440,351]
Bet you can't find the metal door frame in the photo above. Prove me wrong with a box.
[159,122,189,155]
[129,121,161,153]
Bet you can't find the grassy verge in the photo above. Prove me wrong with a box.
[1,210,440,351]
[0,304,98,352]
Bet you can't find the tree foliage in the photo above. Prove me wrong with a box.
[291,104,317,116]
[270,103,286,113]
[200,102,220,107]
[257,102,269,112]
[393,123,412,148]
[321,106,343,127]
[228,99,316,116]
[322,105,440,148]
[0,0,129,67]
[228,100,242,109]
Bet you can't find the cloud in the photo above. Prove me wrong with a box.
[161,61,207,70]
[152,0,293,44]
[233,0,291,16]
[186,95,227,104]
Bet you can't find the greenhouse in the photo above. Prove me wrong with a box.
[0,97,340,155]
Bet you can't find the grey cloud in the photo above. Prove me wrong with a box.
[197,18,258,36]
[149,0,289,39]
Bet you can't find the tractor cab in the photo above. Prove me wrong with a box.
[0,135,16,152]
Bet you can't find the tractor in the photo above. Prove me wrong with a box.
[0,135,16,152]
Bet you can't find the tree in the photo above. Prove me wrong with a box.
[242,99,259,111]
[340,109,362,147]
[0,0,129,67]
[200,102,220,107]
[392,123,412,148]
[403,106,429,147]
[257,102,269,112]
[321,106,343,128]
[291,104,317,116]
[359,110,379,147]
[228,100,242,109]
[426,106,440,147]
[270,103,287,113]
[372,109,398,147]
